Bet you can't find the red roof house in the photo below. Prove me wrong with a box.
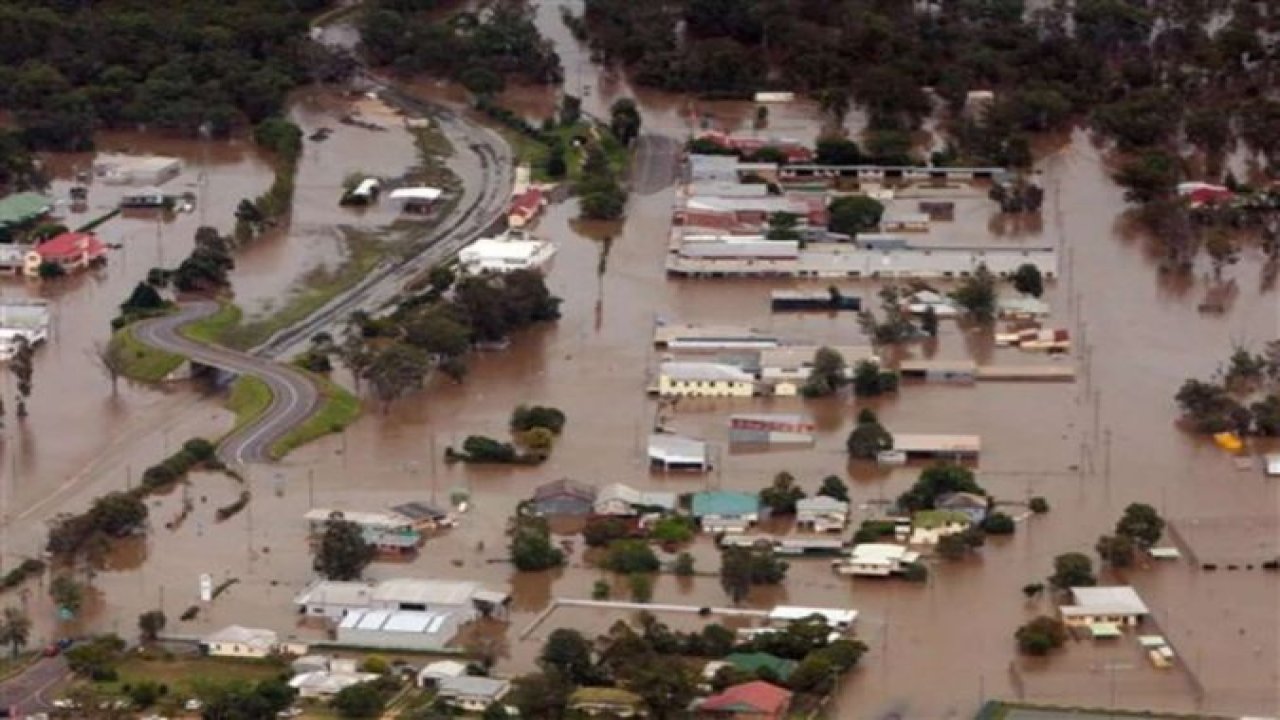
[698,680,793,720]
[507,188,545,228]
[24,232,107,277]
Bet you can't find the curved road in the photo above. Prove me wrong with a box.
[133,301,321,465]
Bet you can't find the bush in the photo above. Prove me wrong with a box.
[360,656,389,674]
[650,516,695,544]
[1029,496,1049,514]
[583,517,633,548]
[1015,616,1067,656]
[628,574,653,602]
[673,552,695,576]
[602,539,660,574]
[181,438,217,462]
[510,405,567,434]
[981,512,1016,535]
[902,562,928,582]
[592,579,610,600]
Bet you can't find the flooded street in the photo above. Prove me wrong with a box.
[0,5,1275,720]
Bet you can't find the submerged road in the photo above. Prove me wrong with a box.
[133,301,320,465]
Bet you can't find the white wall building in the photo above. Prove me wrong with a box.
[458,236,556,274]
[1059,586,1150,628]
[658,362,756,397]
[436,676,510,713]
[795,496,850,533]
[202,625,279,659]
[833,544,921,577]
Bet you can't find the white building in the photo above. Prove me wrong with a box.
[795,496,849,533]
[336,609,463,652]
[594,483,678,516]
[648,433,712,472]
[93,153,182,186]
[202,625,279,659]
[833,544,921,577]
[767,606,858,629]
[658,362,756,397]
[458,235,556,275]
[1059,586,1150,629]
[436,676,510,713]
[294,577,509,622]
[418,660,469,688]
[289,668,377,699]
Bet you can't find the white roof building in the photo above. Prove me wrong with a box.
[458,236,556,275]
[594,483,678,515]
[202,625,279,658]
[418,660,469,687]
[835,543,921,577]
[1060,586,1150,627]
[660,362,755,384]
[336,609,464,651]
[289,670,378,698]
[767,606,858,628]
[648,433,711,472]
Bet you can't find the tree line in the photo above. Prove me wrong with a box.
[0,0,336,150]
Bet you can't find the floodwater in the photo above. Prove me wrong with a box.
[0,7,1276,720]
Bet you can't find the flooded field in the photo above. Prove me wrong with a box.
[0,5,1275,720]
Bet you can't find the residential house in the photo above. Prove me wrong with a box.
[795,496,849,533]
[304,509,422,556]
[24,232,106,278]
[697,680,793,720]
[909,510,972,545]
[649,433,712,472]
[568,687,645,718]
[391,501,453,531]
[833,544,921,577]
[934,492,990,524]
[0,192,52,239]
[458,234,556,275]
[290,655,331,674]
[728,414,816,447]
[594,483,678,517]
[436,676,510,713]
[691,491,761,533]
[289,661,378,699]
[417,660,469,688]
[202,625,279,659]
[723,653,796,682]
[891,434,981,461]
[1059,587,1150,629]
[532,478,598,517]
[93,153,181,185]
[658,362,756,398]
[766,606,858,629]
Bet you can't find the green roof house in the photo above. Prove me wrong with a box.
[0,192,53,232]
[724,652,797,681]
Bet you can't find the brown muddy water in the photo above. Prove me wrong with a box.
[0,14,1276,720]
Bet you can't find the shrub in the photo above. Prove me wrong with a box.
[603,540,660,574]
[1015,616,1067,656]
[1029,496,1049,514]
[981,512,1016,535]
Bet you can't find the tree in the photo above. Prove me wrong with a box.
[1113,151,1179,204]
[1049,552,1096,590]
[137,610,166,643]
[951,264,997,322]
[90,492,148,537]
[592,579,610,600]
[9,337,34,418]
[333,681,385,719]
[937,528,985,560]
[510,515,564,571]
[758,471,805,514]
[846,410,893,460]
[540,629,594,685]
[650,516,695,544]
[674,552,695,576]
[1022,582,1045,599]
[629,573,653,602]
[1015,616,1067,656]
[362,341,432,413]
[1012,263,1044,298]
[338,324,374,394]
[50,575,84,615]
[720,546,788,604]
[897,463,984,512]
[559,94,582,126]
[1096,534,1136,568]
[815,87,851,128]
[817,475,849,503]
[546,140,568,178]
[765,212,800,241]
[119,281,165,315]
[0,607,31,659]
[508,670,572,719]
[510,405,567,434]
[1115,503,1164,549]
[64,634,125,679]
[603,539,660,574]
[609,98,641,145]
[920,305,939,337]
[828,195,884,236]
[583,517,631,548]
[981,512,1016,535]
[1029,497,1050,514]
[314,518,375,581]
[801,347,846,397]
[201,678,296,720]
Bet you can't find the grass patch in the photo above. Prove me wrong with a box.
[111,325,185,382]
[218,230,403,351]
[113,654,284,696]
[269,374,361,459]
[178,302,243,345]
[226,376,273,436]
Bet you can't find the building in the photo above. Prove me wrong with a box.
[289,666,378,699]
[909,510,973,545]
[119,187,170,208]
[795,496,849,533]
[23,232,107,277]
[756,345,877,396]
[891,433,981,461]
[390,501,453,530]
[722,652,796,682]
[777,164,1005,184]
[202,625,279,659]
[436,676,510,713]
[0,193,52,239]
[0,299,51,356]
[653,324,780,351]
[697,680,793,720]
[417,660,469,688]
[532,478,597,516]
[93,153,181,185]
[728,414,815,447]
[594,483,678,516]
[658,362,756,397]
[833,544,921,577]
[880,212,930,232]
[1266,454,1280,477]
[689,154,744,183]
[568,687,645,718]
[898,360,976,384]
[649,433,712,472]
[304,509,422,555]
[1059,587,1150,629]
[682,194,827,228]
[507,187,545,228]
[336,609,465,652]
[934,492,990,524]
[766,606,858,629]
[696,131,814,163]
[458,234,556,274]
[769,289,860,312]
[691,491,761,533]
[294,577,509,621]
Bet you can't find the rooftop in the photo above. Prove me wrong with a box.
[0,193,52,227]
[338,608,455,637]
[767,606,858,626]
[460,236,552,263]
[1062,586,1150,617]
[418,660,468,680]
[533,478,597,503]
[660,361,755,383]
[437,675,509,699]
[691,490,760,518]
[891,433,982,454]
[597,483,678,511]
[849,543,919,563]
[371,578,482,607]
[796,496,850,514]
[293,580,373,608]
[648,433,709,464]
[388,187,442,201]
[723,652,797,681]
[304,508,413,528]
[204,625,277,647]
[700,680,792,715]
[757,345,877,370]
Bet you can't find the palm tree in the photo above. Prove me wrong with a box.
[0,607,31,658]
